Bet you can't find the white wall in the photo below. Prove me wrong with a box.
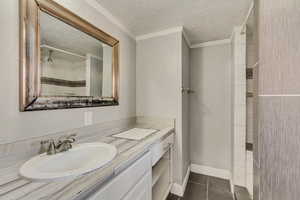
[0,0,136,144]
[136,33,181,120]
[189,44,232,171]
[181,36,191,179]
[136,31,184,184]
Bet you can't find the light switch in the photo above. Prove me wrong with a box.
[84,111,93,126]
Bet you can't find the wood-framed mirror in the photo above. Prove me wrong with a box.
[19,0,119,111]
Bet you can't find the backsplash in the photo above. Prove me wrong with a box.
[0,116,175,170]
[0,117,136,170]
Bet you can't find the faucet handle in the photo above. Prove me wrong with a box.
[58,133,77,143]
[66,133,77,141]
[56,134,76,153]
[65,133,77,144]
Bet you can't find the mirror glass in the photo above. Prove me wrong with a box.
[40,11,113,97]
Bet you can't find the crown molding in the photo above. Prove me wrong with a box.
[86,0,136,39]
[241,1,254,34]
[230,26,243,42]
[191,39,231,48]
[182,29,191,47]
[137,26,193,48]
[83,1,193,46]
[230,29,235,42]
[136,26,184,41]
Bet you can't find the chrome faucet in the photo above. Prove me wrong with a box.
[56,134,76,153]
[40,134,77,155]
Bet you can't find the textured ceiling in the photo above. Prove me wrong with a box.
[94,0,252,44]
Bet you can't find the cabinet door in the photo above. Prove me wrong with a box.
[122,172,152,200]
[88,152,151,200]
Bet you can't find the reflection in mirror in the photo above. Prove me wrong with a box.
[40,11,113,97]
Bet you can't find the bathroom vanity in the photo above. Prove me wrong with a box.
[88,132,173,200]
[0,119,174,200]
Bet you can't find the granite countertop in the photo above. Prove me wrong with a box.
[0,126,174,200]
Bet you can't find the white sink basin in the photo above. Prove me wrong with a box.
[20,143,117,182]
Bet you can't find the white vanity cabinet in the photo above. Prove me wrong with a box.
[88,132,174,200]
[151,134,174,200]
[122,172,152,200]
[88,152,152,200]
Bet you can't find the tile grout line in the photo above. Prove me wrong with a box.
[206,176,209,200]
[188,180,207,186]
[259,94,300,97]
[187,174,234,200]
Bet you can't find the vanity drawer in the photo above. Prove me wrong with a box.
[151,133,174,166]
[122,172,151,200]
[88,152,151,200]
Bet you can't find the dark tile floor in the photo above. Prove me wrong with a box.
[167,173,234,200]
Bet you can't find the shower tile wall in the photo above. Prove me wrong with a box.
[257,0,300,199]
[246,25,256,145]
[246,150,253,197]
[41,55,87,96]
[246,36,255,195]
[251,1,259,199]
[245,8,257,196]
[231,26,247,187]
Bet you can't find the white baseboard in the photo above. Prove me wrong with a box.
[190,164,231,180]
[162,184,173,200]
[171,166,190,197]
[230,177,234,194]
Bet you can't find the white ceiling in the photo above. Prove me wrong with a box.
[94,0,252,44]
